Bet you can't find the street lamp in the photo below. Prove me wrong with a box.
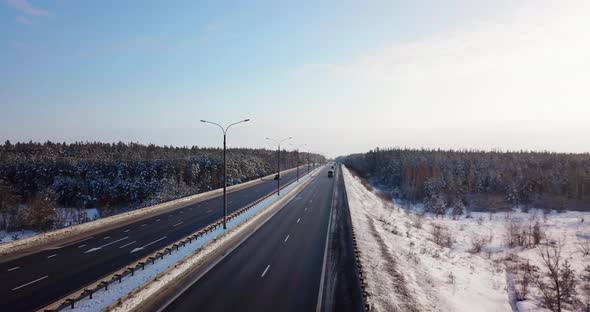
[266,136,292,196]
[201,118,250,229]
[300,144,311,175]
[289,143,301,182]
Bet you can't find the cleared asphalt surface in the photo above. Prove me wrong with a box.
[0,166,315,312]
[164,165,363,312]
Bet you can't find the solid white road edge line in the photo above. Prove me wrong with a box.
[12,275,48,291]
[316,167,338,312]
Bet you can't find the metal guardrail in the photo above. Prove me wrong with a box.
[339,165,371,311]
[41,170,313,312]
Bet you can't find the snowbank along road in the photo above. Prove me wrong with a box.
[0,167,316,312]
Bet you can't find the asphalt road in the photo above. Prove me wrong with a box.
[163,166,357,312]
[0,166,315,312]
[319,165,365,312]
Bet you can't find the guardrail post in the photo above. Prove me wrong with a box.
[103,281,108,291]
[67,298,74,309]
[115,273,122,283]
[141,262,145,270]
[129,267,134,276]
[84,288,92,299]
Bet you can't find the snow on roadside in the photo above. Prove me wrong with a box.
[343,166,512,312]
[0,230,38,244]
[343,165,590,312]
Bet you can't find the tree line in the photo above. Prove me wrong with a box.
[340,148,590,214]
[0,141,324,232]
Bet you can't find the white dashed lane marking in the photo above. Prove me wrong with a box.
[12,276,48,291]
[119,241,137,249]
[261,265,270,278]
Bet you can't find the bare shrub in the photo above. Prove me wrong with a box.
[531,220,544,246]
[579,239,590,257]
[469,233,491,253]
[477,215,485,225]
[430,222,453,248]
[515,260,536,301]
[412,213,424,229]
[447,271,456,285]
[505,214,526,248]
[582,265,590,311]
[534,240,578,312]
[21,193,57,231]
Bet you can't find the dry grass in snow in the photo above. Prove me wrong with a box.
[342,166,590,312]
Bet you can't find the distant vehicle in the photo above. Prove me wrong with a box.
[328,169,334,178]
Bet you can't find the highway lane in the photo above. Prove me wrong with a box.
[0,165,316,312]
[163,166,335,312]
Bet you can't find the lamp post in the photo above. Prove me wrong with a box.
[201,118,250,229]
[289,143,303,182]
[300,144,310,175]
[266,137,292,195]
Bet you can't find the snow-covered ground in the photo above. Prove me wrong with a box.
[0,230,38,244]
[342,166,590,312]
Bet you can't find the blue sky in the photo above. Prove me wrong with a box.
[2,1,590,156]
